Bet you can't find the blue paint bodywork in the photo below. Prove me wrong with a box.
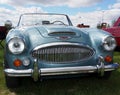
[5,25,112,68]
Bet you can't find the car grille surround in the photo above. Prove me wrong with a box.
[32,42,94,64]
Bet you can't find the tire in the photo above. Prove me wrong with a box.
[98,71,112,79]
[103,71,112,79]
[5,76,20,88]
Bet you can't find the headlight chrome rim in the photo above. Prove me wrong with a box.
[102,36,116,51]
[8,37,25,54]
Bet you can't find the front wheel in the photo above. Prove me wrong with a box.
[5,76,20,88]
[103,71,112,79]
[98,71,112,79]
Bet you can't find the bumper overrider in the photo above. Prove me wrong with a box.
[4,56,119,81]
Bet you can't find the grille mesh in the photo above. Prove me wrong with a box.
[32,44,94,63]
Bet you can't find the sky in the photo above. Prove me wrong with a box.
[0,0,120,27]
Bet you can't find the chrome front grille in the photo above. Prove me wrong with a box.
[32,42,94,63]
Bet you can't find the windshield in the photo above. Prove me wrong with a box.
[18,13,73,26]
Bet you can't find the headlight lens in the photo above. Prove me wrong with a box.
[103,36,116,51]
[23,58,30,66]
[8,37,25,54]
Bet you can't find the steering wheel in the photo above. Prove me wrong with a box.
[51,21,66,25]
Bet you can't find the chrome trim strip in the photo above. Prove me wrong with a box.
[33,42,93,51]
[4,63,119,77]
[4,69,32,77]
[40,66,97,76]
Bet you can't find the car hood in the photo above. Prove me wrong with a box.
[22,25,87,49]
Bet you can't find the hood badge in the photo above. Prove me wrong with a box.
[56,36,71,40]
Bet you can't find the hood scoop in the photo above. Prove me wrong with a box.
[48,31,76,36]
[35,26,81,38]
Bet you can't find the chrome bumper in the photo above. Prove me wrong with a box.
[4,63,119,78]
[4,56,119,81]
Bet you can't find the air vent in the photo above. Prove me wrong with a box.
[48,31,76,36]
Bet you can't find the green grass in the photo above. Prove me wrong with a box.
[0,44,120,95]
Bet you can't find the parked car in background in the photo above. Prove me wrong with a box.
[4,13,119,88]
[77,23,90,28]
[102,17,120,50]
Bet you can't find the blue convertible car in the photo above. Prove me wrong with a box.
[4,13,119,88]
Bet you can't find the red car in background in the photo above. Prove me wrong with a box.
[102,17,120,50]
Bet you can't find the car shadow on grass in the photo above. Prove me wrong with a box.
[9,70,120,95]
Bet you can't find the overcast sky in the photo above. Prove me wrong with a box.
[0,0,120,27]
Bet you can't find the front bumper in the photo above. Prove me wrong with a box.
[4,63,119,76]
[4,56,119,81]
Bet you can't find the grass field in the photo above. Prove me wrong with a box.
[0,44,120,95]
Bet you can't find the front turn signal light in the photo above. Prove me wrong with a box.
[13,59,22,67]
[104,55,112,63]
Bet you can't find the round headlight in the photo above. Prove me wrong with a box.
[102,36,116,51]
[8,37,25,54]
